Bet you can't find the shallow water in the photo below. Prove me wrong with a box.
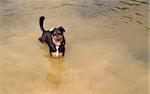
[0,0,149,94]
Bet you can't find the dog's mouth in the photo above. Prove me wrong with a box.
[55,38,61,46]
[52,35,63,46]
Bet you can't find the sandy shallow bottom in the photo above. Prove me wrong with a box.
[0,0,149,94]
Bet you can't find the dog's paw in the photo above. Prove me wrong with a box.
[51,52,63,58]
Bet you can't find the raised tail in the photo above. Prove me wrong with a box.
[39,16,47,32]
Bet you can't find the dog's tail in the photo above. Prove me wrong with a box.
[39,16,47,32]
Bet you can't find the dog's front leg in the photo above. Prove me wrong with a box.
[49,48,52,56]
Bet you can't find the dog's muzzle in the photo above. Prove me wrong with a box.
[55,36,61,46]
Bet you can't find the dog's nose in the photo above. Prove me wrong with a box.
[56,34,60,38]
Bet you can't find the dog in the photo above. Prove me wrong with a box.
[38,16,65,57]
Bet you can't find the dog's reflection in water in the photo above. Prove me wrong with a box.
[39,44,64,87]
[47,58,64,87]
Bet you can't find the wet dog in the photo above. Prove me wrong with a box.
[39,16,65,57]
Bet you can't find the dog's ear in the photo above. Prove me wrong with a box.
[50,30,54,35]
[58,26,65,32]
[49,28,56,35]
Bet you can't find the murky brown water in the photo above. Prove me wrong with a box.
[0,0,149,94]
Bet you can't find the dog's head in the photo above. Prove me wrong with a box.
[50,26,65,46]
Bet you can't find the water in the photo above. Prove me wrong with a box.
[0,0,149,94]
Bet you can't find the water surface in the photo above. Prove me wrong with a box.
[0,0,149,94]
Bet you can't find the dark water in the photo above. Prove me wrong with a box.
[0,0,149,94]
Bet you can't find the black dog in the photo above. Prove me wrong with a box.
[39,16,65,57]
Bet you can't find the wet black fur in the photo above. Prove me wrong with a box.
[38,16,65,56]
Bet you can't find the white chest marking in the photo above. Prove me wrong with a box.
[56,46,59,57]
